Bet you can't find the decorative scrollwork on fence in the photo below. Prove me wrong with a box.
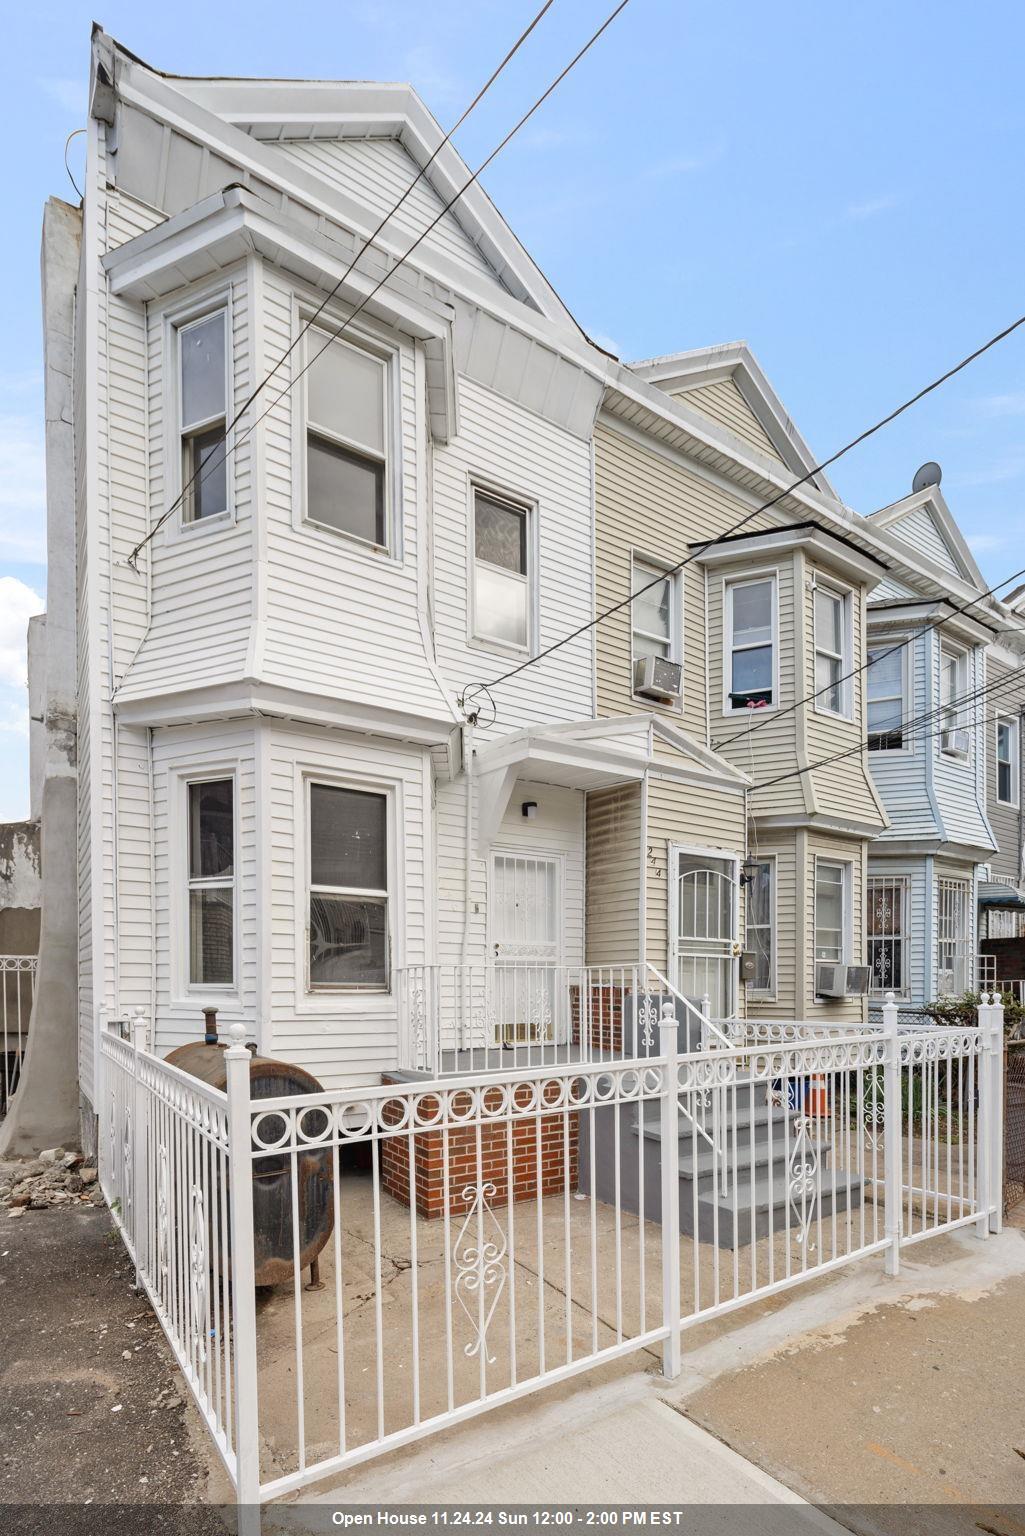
[788,1115,818,1249]
[638,995,658,1051]
[453,1182,508,1364]
[157,1144,169,1278]
[863,1068,886,1153]
[122,1108,133,1227]
[189,1185,208,1366]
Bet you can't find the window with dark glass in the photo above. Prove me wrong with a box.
[179,311,228,523]
[472,490,530,649]
[308,784,389,989]
[187,779,234,986]
[305,328,387,547]
[997,716,1019,805]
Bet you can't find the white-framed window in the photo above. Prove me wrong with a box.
[939,642,970,757]
[631,556,678,663]
[814,858,851,965]
[866,641,907,751]
[186,777,235,987]
[302,325,390,550]
[725,573,776,712]
[867,875,909,998]
[997,714,1020,806]
[178,308,229,523]
[936,877,970,995]
[307,782,389,991]
[813,582,851,717]
[470,487,533,652]
[744,856,775,996]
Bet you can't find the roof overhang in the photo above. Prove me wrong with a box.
[690,522,887,587]
[102,184,457,441]
[867,599,997,647]
[979,881,1025,911]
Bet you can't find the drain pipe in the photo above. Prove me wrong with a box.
[460,719,475,1053]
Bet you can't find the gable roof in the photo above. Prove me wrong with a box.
[626,341,837,499]
[868,486,986,589]
[91,28,584,335]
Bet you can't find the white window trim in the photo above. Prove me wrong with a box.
[161,279,237,538]
[866,874,911,1000]
[630,550,683,710]
[866,634,911,753]
[466,477,539,659]
[296,768,403,1010]
[169,762,241,1006]
[813,855,853,980]
[291,296,404,563]
[722,569,779,717]
[996,712,1020,808]
[938,640,971,761]
[935,875,971,996]
[811,576,854,722]
[744,852,776,1000]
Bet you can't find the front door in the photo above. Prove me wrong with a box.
[670,848,739,1019]
[491,853,562,1043]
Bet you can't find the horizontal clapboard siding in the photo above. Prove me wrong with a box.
[644,776,746,973]
[585,784,642,965]
[985,653,1025,881]
[670,377,780,461]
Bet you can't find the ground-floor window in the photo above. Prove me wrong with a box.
[936,877,971,996]
[744,857,775,995]
[814,859,850,965]
[307,782,389,990]
[867,875,909,998]
[187,777,235,987]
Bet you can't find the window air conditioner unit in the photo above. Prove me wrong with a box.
[941,727,970,757]
[633,655,682,703]
[815,962,847,999]
[844,965,870,996]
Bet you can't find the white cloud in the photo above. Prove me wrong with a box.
[400,45,464,110]
[0,414,47,564]
[0,577,45,689]
[974,391,1025,418]
[0,700,29,739]
[966,532,1006,553]
[39,77,87,116]
[643,143,727,181]
[843,194,899,222]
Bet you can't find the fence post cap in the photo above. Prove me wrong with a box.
[225,1022,250,1058]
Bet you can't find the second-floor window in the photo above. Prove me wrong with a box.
[471,489,531,651]
[308,783,389,991]
[814,859,850,965]
[813,584,850,716]
[997,716,1020,805]
[725,575,775,711]
[179,310,228,522]
[304,327,389,549]
[866,642,906,750]
[187,778,234,987]
[939,644,970,758]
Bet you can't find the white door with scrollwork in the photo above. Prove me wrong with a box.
[669,847,739,1019]
[490,853,563,1043]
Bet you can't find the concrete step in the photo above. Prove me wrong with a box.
[636,1096,791,1147]
[684,1165,864,1249]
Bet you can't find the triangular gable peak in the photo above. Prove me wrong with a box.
[92,30,580,331]
[626,342,836,499]
[868,487,985,590]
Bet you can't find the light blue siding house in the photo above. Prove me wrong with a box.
[862,483,1025,1009]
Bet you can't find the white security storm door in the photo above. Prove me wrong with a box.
[490,854,562,1044]
[670,849,739,1019]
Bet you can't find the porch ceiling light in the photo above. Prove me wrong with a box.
[521,800,538,819]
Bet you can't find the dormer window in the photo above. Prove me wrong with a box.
[179,310,228,522]
[303,327,389,550]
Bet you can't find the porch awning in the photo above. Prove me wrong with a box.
[978,880,1025,911]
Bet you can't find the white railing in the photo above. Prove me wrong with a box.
[394,960,719,1075]
[1,955,37,1113]
[98,992,1004,1513]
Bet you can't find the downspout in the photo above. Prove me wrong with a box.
[461,720,475,971]
[147,725,156,1027]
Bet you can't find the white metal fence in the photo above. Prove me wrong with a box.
[99,992,1004,1511]
[1,955,37,1113]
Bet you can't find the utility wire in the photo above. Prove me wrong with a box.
[748,661,1025,794]
[713,563,1025,754]
[127,0,631,570]
[475,310,1025,701]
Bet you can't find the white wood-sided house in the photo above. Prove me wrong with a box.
[862,484,1025,1008]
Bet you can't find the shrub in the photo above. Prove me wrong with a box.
[922,989,1025,1034]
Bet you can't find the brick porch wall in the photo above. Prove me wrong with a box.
[379,1077,579,1219]
[570,984,625,1053]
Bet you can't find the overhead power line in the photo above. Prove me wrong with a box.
[471,310,1025,706]
[713,563,1025,755]
[127,0,633,570]
[748,661,1025,794]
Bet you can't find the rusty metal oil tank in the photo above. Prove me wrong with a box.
[167,1012,333,1288]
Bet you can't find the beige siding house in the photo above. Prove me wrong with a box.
[592,344,890,1021]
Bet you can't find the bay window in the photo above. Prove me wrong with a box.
[187,778,234,986]
[997,715,1019,806]
[726,575,775,711]
[939,644,970,757]
[308,783,389,990]
[472,489,531,650]
[866,642,906,750]
[304,327,389,548]
[179,309,228,523]
[813,584,850,716]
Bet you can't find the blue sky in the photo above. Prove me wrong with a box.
[3,0,1024,818]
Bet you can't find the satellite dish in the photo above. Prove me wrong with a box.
[912,461,942,494]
